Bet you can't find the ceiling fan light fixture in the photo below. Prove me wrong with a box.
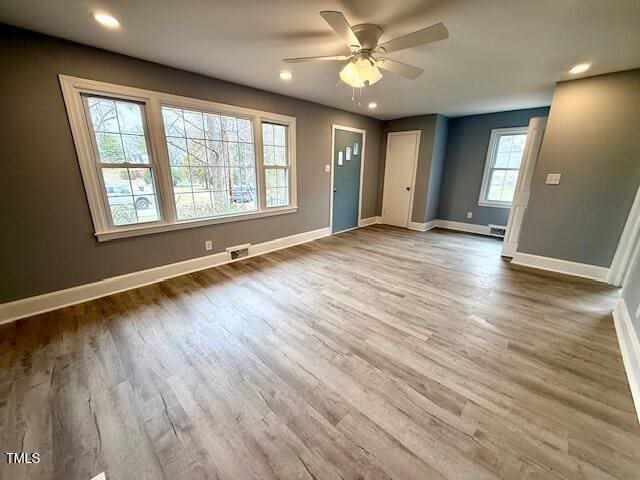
[339,62,366,88]
[285,11,448,91]
[354,56,382,86]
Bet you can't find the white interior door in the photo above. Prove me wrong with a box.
[502,117,547,257]
[381,131,420,228]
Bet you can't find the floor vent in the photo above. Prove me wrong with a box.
[226,244,251,261]
[488,224,507,237]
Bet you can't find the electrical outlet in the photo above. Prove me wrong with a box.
[467,211,473,219]
[324,164,331,173]
[205,240,213,251]
[545,173,561,185]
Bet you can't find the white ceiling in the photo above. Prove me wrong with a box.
[2,0,640,119]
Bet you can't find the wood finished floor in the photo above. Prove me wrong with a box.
[1,225,639,480]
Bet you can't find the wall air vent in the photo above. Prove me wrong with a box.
[226,244,251,261]
[488,224,507,238]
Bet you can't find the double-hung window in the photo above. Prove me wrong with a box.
[85,96,162,226]
[478,127,528,208]
[262,123,290,208]
[61,76,297,241]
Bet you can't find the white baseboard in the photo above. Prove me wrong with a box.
[408,220,436,232]
[434,219,492,236]
[348,217,612,285]
[511,252,610,283]
[612,298,640,425]
[359,216,381,227]
[0,227,331,325]
[422,220,612,284]
[374,218,492,236]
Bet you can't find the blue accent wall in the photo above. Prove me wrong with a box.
[425,115,448,222]
[437,107,550,227]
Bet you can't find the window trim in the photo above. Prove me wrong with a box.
[60,75,297,241]
[478,126,528,209]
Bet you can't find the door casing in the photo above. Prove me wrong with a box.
[502,117,547,257]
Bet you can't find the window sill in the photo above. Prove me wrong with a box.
[96,206,298,242]
[478,200,512,209]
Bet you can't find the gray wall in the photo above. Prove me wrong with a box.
[0,25,384,303]
[518,70,640,267]
[381,114,448,223]
[437,107,550,227]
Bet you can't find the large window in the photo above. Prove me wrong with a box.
[478,127,528,208]
[61,76,297,241]
[161,107,258,219]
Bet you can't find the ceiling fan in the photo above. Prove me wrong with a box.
[283,11,449,88]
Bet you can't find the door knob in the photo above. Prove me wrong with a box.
[406,187,410,191]
[333,188,337,192]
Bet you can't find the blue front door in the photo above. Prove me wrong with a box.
[332,128,363,233]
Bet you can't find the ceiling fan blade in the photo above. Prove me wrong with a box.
[283,55,351,63]
[377,23,449,54]
[319,11,361,49]
[377,58,424,79]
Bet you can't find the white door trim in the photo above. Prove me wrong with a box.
[502,117,547,257]
[329,124,367,233]
[612,298,640,425]
[381,130,421,228]
[609,182,640,286]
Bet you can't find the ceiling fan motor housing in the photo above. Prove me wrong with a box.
[351,24,383,50]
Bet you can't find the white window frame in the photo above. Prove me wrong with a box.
[60,75,297,241]
[261,121,292,209]
[82,95,165,229]
[478,126,528,209]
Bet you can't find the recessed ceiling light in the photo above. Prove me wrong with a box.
[279,71,293,81]
[569,63,591,75]
[368,102,378,109]
[93,13,120,28]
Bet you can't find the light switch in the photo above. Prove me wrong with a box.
[324,164,331,173]
[545,173,561,185]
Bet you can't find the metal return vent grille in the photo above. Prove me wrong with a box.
[489,224,506,237]
[226,244,250,261]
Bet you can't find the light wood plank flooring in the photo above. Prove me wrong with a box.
[1,226,639,480]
